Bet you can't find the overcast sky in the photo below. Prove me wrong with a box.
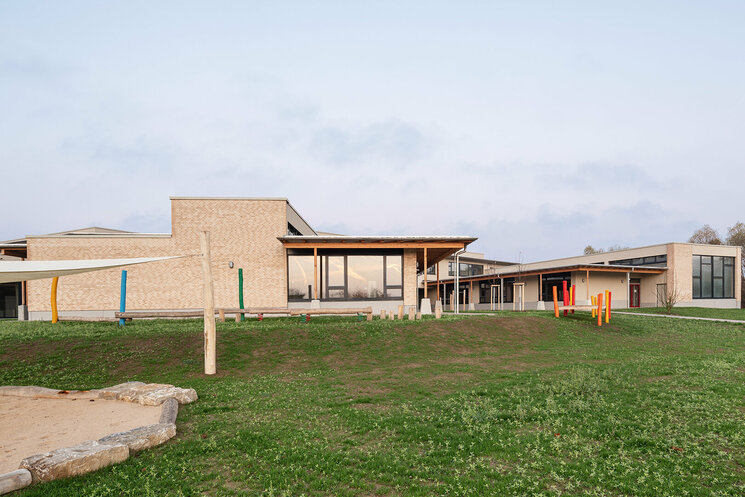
[2,1,744,261]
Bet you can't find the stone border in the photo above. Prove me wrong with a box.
[0,382,197,494]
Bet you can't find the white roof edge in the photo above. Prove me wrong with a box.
[26,233,172,239]
[169,196,289,201]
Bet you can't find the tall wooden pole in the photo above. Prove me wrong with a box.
[423,248,428,299]
[200,231,217,375]
[313,247,318,300]
[436,263,440,302]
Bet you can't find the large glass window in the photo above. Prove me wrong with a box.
[385,255,403,298]
[448,262,484,276]
[290,252,403,301]
[348,256,384,299]
[692,255,735,299]
[287,256,314,300]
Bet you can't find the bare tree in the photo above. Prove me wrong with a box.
[689,225,722,245]
[584,245,603,255]
[660,284,683,314]
[726,221,745,308]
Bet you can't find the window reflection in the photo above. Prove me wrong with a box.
[348,256,384,299]
[288,255,314,300]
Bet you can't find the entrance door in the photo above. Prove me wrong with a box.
[629,284,641,308]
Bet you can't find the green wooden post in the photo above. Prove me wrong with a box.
[238,268,245,322]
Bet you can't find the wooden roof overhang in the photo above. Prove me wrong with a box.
[278,236,476,271]
[425,264,667,286]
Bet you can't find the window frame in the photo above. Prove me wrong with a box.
[692,255,735,299]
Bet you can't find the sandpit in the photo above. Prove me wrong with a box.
[0,397,161,474]
[0,382,197,494]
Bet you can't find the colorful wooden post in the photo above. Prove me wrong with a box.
[570,285,575,314]
[562,281,568,316]
[119,270,127,326]
[597,293,603,327]
[238,268,245,322]
[553,286,559,318]
[51,276,59,324]
[606,291,611,323]
[591,295,596,318]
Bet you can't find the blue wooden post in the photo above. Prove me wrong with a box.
[119,270,127,326]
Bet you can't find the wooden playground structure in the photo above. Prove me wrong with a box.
[552,281,612,326]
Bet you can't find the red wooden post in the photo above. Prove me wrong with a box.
[562,281,568,316]
[571,284,576,314]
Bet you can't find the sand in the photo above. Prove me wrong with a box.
[0,396,162,474]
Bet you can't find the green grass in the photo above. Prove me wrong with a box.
[621,306,745,320]
[2,313,745,496]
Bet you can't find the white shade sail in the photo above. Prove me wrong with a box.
[0,257,181,284]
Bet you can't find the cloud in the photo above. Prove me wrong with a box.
[308,118,429,166]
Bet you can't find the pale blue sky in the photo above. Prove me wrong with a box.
[2,1,744,260]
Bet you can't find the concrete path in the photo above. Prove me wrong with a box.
[614,311,745,325]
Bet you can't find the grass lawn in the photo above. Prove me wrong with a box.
[2,313,745,496]
[620,306,745,320]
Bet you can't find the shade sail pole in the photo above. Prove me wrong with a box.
[201,231,217,375]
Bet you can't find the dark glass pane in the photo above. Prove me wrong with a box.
[632,258,644,265]
[473,265,483,275]
[724,266,734,298]
[693,277,701,299]
[713,277,723,298]
[692,256,700,277]
[713,256,723,276]
[328,288,345,299]
[724,257,734,266]
[386,256,402,286]
[643,257,656,264]
[348,255,384,299]
[386,287,402,298]
[702,262,712,298]
[288,255,314,300]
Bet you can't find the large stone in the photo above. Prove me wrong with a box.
[0,386,60,398]
[115,383,197,406]
[0,469,32,495]
[98,423,176,452]
[20,441,129,483]
[159,398,179,424]
[97,381,146,400]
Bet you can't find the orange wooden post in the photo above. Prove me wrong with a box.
[570,285,575,314]
[597,293,603,327]
[553,286,559,318]
[606,291,611,323]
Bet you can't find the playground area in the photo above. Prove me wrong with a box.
[1,312,744,495]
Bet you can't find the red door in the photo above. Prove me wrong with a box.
[630,284,640,308]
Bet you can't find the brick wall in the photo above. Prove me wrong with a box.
[27,199,289,313]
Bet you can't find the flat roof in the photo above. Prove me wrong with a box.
[426,263,667,285]
[279,235,477,243]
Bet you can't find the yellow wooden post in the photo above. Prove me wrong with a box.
[51,276,59,324]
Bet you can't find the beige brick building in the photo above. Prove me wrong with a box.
[423,243,742,310]
[3,197,474,320]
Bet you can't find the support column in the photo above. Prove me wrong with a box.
[311,247,320,309]
[436,263,440,303]
[420,248,432,314]
[586,270,590,302]
[536,274,545,310]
